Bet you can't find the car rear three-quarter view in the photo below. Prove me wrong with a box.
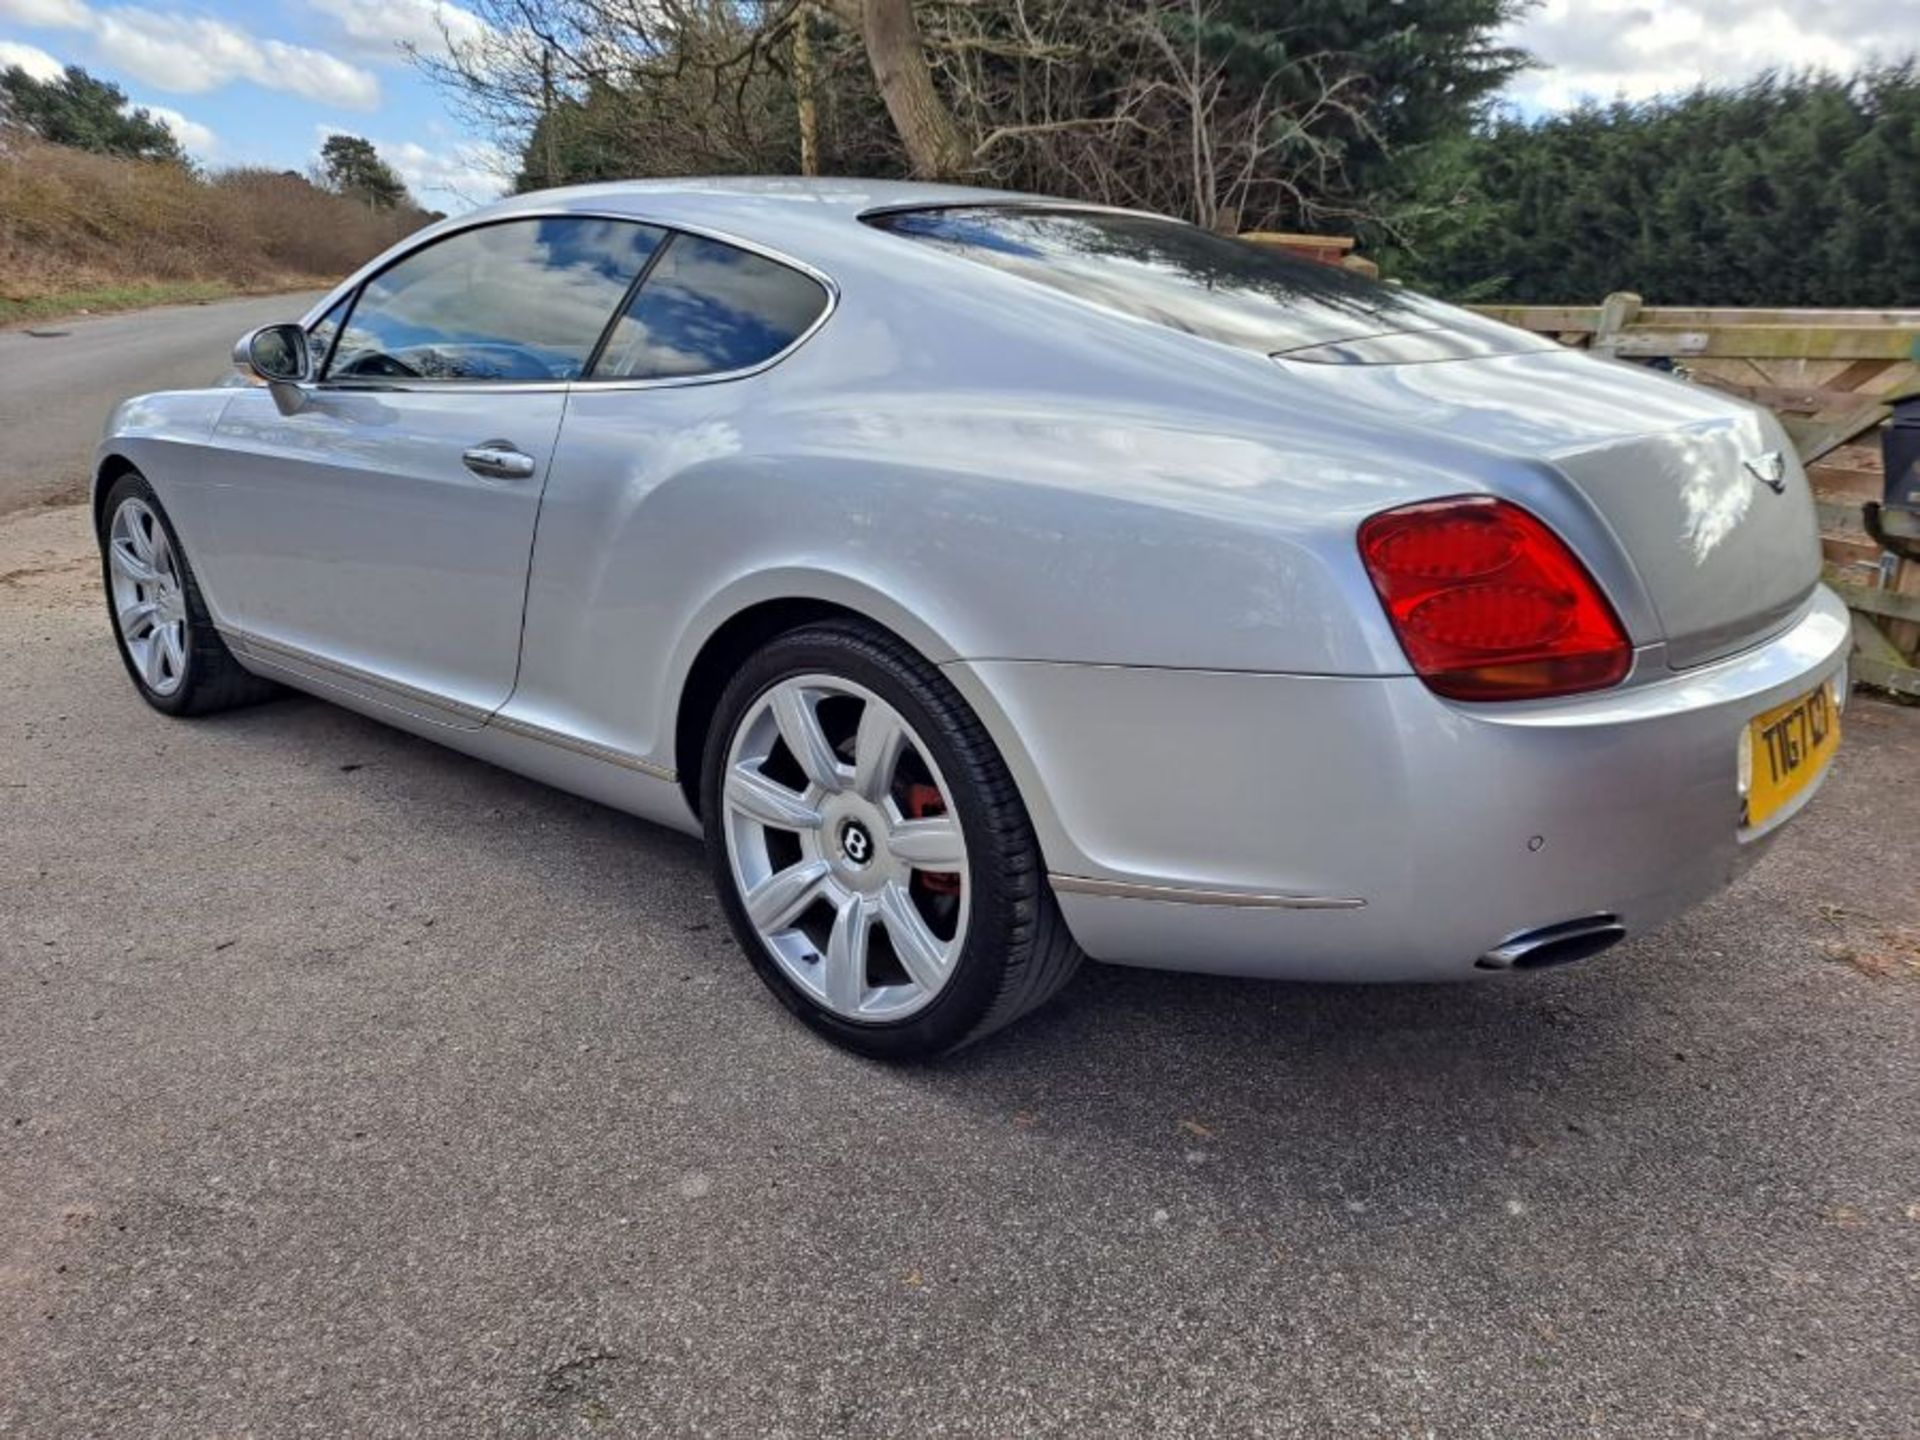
[93,178,1851,1058]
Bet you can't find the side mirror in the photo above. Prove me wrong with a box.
[233,323,312,415]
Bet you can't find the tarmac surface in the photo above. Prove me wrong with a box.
[0,292,321,515]
[0,304,1916,1434]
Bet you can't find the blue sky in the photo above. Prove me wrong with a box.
[0,0,507,212]
[3,0,1916,215]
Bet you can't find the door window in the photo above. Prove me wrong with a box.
[591,232,828,381]
[326,218,665,383]
[305,295,351,374]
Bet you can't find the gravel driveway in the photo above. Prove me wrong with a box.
[2,501,1916,1438]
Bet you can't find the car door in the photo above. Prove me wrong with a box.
[505,229,836,758]
[204,216,666,724]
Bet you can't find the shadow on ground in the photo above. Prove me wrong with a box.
[3,569,1916,1437]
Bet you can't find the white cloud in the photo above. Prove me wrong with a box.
[143,102,213,155]
[0,38,65,78]
[304,0,494,63]
[1506,0,1920,110]
[377,135,511,208]
[0,0,382,108]
[0,0,90,25]
[313,124,511,211]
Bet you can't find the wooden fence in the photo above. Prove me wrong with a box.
[1473,294,1920,698]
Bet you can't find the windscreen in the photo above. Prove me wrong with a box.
[865,206,1550,363]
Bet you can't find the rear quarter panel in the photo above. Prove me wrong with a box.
[503,275,1522,773]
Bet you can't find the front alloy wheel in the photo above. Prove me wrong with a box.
[107,497,190,697]
[99,469,277,716]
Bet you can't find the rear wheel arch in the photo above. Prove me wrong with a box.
[669,591,1041,837]
[675,597,865,818]
[696,616,1084,1056]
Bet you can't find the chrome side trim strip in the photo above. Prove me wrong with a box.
[487,714,677,782]
[229,629,492,723]
[224,627,679,782]
[1048,874,1367,910]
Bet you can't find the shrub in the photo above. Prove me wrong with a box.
[0,135,428,304]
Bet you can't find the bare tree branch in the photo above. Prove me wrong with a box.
[407,0,1408,233]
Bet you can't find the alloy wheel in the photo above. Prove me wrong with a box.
[107,497,189,697]
[721,674,970,1022]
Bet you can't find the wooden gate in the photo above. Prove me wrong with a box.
[1474,295,1920,697]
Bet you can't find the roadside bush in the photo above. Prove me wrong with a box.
[0,136,427,304]
[206,167,424,275]
[1377,64,1920,305]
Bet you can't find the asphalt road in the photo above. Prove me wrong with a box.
[1,310,1918,1436]
[0,292,321,516]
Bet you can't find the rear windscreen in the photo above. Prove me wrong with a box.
[865,206,1548,362]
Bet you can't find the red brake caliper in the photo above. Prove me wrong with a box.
[904,783,960,896]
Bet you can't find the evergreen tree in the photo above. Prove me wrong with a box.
[0,64,185,162]
[515,81,654,192]
[319,134,411,210]
[1195,0,1531,215]
[1386,64,1920,306]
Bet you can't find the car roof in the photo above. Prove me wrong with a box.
[306,177,1071,327]
[483,175,1038,222]
[467,176,1073,271]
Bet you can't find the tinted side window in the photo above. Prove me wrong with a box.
[592,233,828,381]
[305,295,351,374]
[327,218,665,382]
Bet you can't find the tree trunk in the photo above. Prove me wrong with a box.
[539,46,560,187]
[794,5,820,177]
[849,0,970,179]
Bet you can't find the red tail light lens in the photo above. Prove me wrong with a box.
[1358,497,1631,701]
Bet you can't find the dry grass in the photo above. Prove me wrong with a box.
[0,137,429,320]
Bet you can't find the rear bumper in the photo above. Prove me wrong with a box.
[945,586,1851,980]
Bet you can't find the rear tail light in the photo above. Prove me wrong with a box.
[1358,496,1631,701]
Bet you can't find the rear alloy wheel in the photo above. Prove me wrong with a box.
[100,471,277,716]
[722,672,970,1023]
[703,622,1081,1059]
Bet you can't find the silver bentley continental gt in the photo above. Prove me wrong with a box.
[95,178,1850,1058]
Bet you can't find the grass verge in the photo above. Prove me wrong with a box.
[0,277,330,327]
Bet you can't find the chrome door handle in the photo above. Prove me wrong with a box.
[462,443,537,480]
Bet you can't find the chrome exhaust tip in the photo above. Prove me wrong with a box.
[1475,915,1626,972]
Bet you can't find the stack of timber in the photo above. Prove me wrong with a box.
[1239,231,1380,278]
[1474,294,1920,698]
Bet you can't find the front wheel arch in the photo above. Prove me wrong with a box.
[93,453,140,539]
[98,468,277,716]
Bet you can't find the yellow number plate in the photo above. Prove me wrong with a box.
[1744,681,1840,830]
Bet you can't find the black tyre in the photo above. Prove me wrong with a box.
[702,620,1082,1059]
[99,470,277,717]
